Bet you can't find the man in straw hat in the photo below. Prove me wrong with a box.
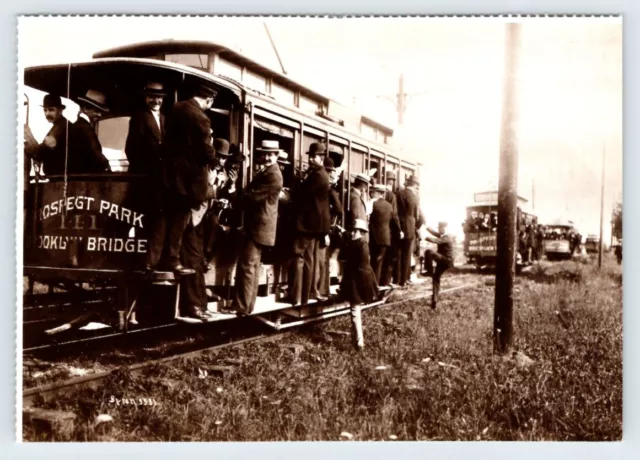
[70,89,112,174]
[146,81,218,277]
[396,174,421,286]
[228,140,283,315]
[288,142,331,307]
[24,94,71,177]
[423,221,455,309]
[125,82,166,176]
[339,218,379,350]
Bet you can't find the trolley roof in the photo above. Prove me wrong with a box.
[23,57,243,118]
[92,40,395,138]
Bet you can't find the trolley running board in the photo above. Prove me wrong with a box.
[254,299,386,331]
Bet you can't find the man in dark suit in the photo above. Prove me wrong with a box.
[230,140,283,315]
[288,142,331,306]
[369,185,399,285]
[316,157,343,299]
[423,221,455,309]
[150,83,218,276]
[348,173,370,226]
[396,175,421,286]
[381,170,402,286]
[24,94,72,177]
[69,89,112,174]
[125,82,166,176]
[124,82,166,269]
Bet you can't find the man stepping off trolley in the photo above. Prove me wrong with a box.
[423,221,455,309]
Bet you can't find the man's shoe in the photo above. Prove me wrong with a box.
[190,310,210,321]
[315,295,329,302]
[172,265,195,276]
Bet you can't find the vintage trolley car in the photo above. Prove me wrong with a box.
[22,40,420,337]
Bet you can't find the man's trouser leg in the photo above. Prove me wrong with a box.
[432,262,450,308]
[312,244,326,299]
[289,235,314,306]
[370,243,387,285]
[399,238,414,285]
[165,195,193,269]
[350,304,364,349]
[232,235,263,314]
[318,246,333,298]
[179,222,207,316]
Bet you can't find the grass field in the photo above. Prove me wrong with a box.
[23,254,622,442]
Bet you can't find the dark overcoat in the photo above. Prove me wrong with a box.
[124,109,164,176]
[396,187,420,240]
[161,98,216,203]
[292,164,331,235]
[69,116,111,174]
[339,238,379,305]
[369,198,397,247]
[242,162,284,247]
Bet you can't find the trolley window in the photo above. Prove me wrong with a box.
[165,53,209,70]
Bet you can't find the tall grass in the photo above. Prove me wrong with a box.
[24,256,622,441]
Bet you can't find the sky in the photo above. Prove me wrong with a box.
[18,16,622,242]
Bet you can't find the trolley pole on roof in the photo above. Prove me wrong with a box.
[494,22,522,354]
[264,22,287,75]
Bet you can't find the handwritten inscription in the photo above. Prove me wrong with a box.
[40,196,145,229]
[108,395,159,407]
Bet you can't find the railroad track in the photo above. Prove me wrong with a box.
[22,280,481,408]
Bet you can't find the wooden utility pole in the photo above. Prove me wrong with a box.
[598,145,606,269]
[494,22,522,354]
[397,73,406,125]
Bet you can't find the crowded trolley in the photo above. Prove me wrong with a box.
[22,40,457,350]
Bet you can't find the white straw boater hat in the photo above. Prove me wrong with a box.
[77,89,109,112]
[277,151,291,165]
[256,140,282,153]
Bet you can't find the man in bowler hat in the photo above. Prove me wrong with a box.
[288,142,331,306]
[24,94,72,176]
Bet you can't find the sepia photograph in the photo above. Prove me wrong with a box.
[17,15,622,442]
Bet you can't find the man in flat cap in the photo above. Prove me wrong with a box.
[70,89,112,174]
[423,221,455,309]
[24,94,72,177]
[148,82,218,276]
[288,142,331,307]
